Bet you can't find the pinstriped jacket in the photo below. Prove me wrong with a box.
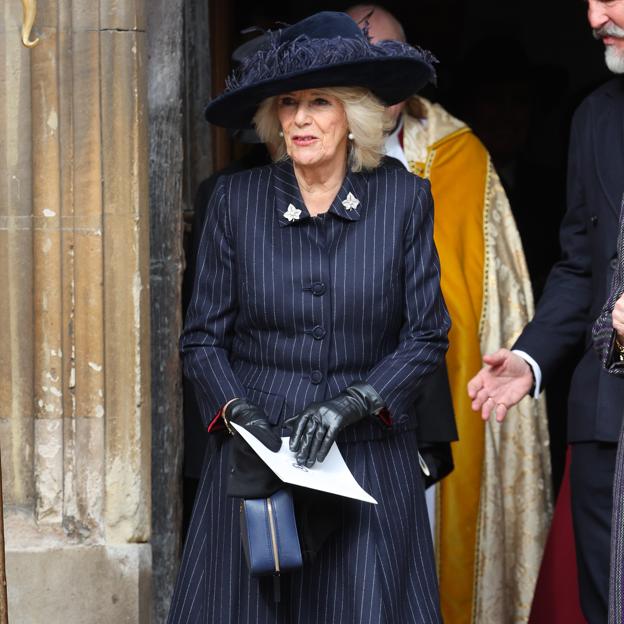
[180,158,450,443]
[593,193,624,374]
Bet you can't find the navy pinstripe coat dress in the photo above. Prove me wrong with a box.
[169,157,450,624]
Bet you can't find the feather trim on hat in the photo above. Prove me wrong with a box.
[225,34,438,93]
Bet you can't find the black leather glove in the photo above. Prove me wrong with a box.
[224,399,282,452]
[287,383,385,467]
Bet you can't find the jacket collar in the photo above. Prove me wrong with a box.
[273,159,367,227]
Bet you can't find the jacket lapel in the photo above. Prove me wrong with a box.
[273,160,310,226]
[328,169,366,222]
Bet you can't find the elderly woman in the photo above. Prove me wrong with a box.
[168,12,449,624]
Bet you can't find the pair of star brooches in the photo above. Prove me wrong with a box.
[283,192,360,222]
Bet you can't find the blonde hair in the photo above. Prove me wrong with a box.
[253,87,393,172]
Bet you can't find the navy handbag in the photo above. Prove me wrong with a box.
[240,488,303,593]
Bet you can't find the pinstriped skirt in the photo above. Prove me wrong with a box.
[167,430,442,624]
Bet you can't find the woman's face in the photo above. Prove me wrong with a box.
[276,89,349,171]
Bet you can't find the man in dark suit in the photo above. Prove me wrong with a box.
[468,1,624,621]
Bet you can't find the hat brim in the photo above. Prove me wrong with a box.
[205,57,435,129]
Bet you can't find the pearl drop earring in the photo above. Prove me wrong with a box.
[279,130,284,137]
[348,132,354,140]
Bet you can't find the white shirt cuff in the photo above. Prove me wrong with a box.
[512,350,542,398]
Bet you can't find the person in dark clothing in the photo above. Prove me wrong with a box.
[469,2,624,620]
[169,12,450,623]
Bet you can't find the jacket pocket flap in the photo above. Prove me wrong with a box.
[245,386,285,425]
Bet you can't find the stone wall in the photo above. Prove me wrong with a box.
[0,1,152,621]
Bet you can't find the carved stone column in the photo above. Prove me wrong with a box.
[0,1,151,621]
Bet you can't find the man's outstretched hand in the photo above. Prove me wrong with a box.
[467,349,534,422]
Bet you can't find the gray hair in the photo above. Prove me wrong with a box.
[594,24,624,74]
[253,87,393,172]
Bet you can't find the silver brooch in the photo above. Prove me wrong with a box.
[341,192,360,211]
[283,203,302,222]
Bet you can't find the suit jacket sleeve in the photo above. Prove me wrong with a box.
[365,179,451,418]
[513,110,593,384]
[180,178,247,427]
[592,193,624,374]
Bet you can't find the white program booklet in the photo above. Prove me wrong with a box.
[231,422,377,504]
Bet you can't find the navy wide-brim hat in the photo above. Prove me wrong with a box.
[205,11,437,129]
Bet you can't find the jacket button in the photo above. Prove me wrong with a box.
[311,325,326,340]
[310,370,324,384]
[312,282,326,296]
[611,258,619,270]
